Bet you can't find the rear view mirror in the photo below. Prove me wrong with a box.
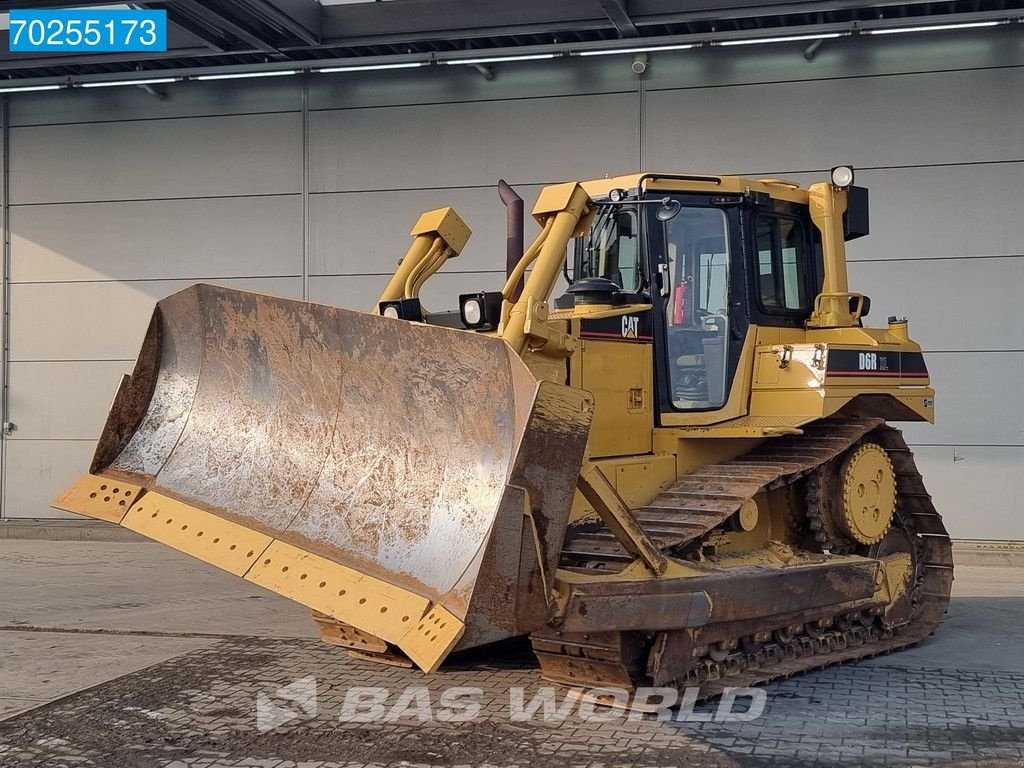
[844,186,869,241]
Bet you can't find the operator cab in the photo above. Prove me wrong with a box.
[562,176,843,415]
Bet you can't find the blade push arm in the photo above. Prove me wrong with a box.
[376,207,471,309]
[500,182,595,355]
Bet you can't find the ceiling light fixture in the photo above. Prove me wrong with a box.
[195,70,300,81]
[719,32,845,46]
[0,84,63,93]
[579,43,697,56]
[80,78,178,88]
[453,53,556,65]
[317,62,425,73]
[866,20,1005,35]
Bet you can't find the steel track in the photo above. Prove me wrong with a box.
[537,421,954,700]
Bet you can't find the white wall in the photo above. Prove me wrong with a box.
[1,30,1021,539]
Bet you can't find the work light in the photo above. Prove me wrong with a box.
[378,298,422,321]
[830,165,855,188]
[459,291,503,330]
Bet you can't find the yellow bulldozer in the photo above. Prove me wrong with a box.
[55,166,952,698]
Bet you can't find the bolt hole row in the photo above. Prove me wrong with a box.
[143,508,244,554]
[260,558,407,623]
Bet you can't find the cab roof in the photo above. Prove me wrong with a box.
[579,172,812,205]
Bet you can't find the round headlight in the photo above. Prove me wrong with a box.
[608,188,627,202]
[382,305,399,319]
[462,298,483,326]
[830,165,855,188]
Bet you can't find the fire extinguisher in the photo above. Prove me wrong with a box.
[672,280,688,325]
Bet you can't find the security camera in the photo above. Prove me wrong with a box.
[631,53,648,75]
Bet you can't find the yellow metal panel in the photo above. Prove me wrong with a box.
[51,473,143,524]
[614,462,655,510]
[570,455,675,523]
[122,492,273,577]
[398,604,466,674]
[653,434,759,477]
[532,181,580,219]
[244,540,431,647]
[582,339,652,457]
[749,389,827,419]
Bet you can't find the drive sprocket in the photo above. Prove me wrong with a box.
[806,441,896,550]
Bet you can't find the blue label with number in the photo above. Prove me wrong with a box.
[9,9,167,53]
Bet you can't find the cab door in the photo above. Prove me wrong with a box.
[649,196,748,417]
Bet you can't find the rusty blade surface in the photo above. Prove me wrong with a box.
[93,284,586,626]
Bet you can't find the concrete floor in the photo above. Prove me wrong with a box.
[0,540,1022,766]
[0,540,315,721]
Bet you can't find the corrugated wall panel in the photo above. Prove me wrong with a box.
[308,93,638,192]
[5,440,95,520]
[897,352,1024,448]
[11,196,303,283]
[646,68,1024,173]
[912,445,1024,540]
[847,257,1024,353]
[9,360,131,441]
[7,80,302,126]
[10,113,302,204]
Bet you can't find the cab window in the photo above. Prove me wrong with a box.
[755,216,811,313]
[580,207,641,291]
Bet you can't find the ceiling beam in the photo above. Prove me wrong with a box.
[157,9,230,54]
[233,0,321,45]
[597,0,641,37]
[317,0,989,43]
[170,0,284,54]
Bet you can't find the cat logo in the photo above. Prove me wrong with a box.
[621,316,640,339]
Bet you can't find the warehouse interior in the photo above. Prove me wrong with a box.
[0,0,1022,543]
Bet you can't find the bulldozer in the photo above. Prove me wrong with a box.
[54,166,952,698]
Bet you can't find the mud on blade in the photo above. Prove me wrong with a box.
[54,284,593,671]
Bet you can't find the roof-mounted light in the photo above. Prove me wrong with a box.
[830,165,855,188]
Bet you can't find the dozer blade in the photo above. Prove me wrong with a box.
[54,284,593,672]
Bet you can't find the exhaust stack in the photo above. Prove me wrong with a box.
[498,179,524,302]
